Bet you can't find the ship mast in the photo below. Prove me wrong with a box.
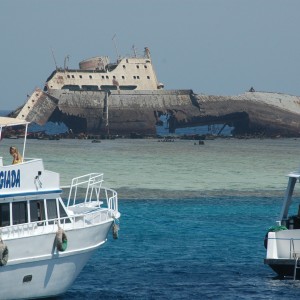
[64,55,69,70]
[112,34,120,60]
[51,48,58,70]
[132,45,137,57]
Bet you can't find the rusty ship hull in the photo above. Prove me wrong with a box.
[13,88,300,137]
[11,47,300,137]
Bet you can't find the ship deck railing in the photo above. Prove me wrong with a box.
[267,236,300,259]
[0,206,115,239]
[64,172,118,213]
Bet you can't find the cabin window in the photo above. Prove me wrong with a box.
[102,76,105,79]
[136,65,139,69]
[101,85,118,90]
[67,75,70,78]
[62,85,81,91]
[133,76,136,79]
[89,75,92,79]
[106,76,109,79]
[30,200,45,223]
[47,199,58,224]
[137,76,140,79]
[144,65,147,69]
[72,75,75,78]
[147,76,150,79]
[113,76,116,79]
[82,85,99,91]
[12,201,28,225]
[0,203,10,227]
[79,75,82,79]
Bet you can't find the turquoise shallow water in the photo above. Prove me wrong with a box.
[1,137,300,196]
[1,136,300,299]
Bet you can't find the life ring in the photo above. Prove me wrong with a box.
[112,223,118,239]
[56,228,68,252]
[0,240,8,266]
[112,219,120,240]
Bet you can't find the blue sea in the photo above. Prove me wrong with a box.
[1,110,300,299]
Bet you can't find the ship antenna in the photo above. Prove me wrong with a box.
[64,55,69,70]
[132,45,137,57]
[112,34,120,60]
[51,48,58,70]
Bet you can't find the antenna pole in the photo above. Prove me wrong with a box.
[132,45,137,57]
[112,34,120,59]
[51,48,58,70]
[64,55,69,70]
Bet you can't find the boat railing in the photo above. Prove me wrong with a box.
[66,173,103,206]
[290,238,300,259]
[269,237,300,259]
[0,208,113,239]
[105,187,119,212]
[65,173,118,213]
[0,222,38,238]
[54,211,112,229]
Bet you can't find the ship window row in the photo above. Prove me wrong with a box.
[122,65,148,69]
[0,199,70,227]
[67,73,150,80]
[62,84,138,91]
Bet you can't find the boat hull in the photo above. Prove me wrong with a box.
[13,88,300,137]
[0,221,113,299]
[0,250,93,300]
[264,258,300,279]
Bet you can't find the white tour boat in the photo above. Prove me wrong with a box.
[264,167,300,279]
[0,117,120,299]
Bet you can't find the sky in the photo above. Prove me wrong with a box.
[1,0,300,110]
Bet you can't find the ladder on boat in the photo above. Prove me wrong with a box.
[294,255,300,280]
[291,239,300,280]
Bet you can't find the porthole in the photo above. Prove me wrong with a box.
[23,275,32,283]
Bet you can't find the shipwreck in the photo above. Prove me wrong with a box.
[10,47,300,137]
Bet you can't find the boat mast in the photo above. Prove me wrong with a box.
[112,34,120,60]
[132,45,137,57]
[22,123,28,162]
[64,55,69,70]
[51,48,58,70]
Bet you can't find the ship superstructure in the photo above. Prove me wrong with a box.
[44,47,164,92]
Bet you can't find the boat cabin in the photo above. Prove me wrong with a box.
[279,171,300,229]
[0,117,71,231]
[0,197,70,228]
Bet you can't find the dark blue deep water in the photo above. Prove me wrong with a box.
[53,196,300,300]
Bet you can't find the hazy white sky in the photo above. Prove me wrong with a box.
[1,0,300,110]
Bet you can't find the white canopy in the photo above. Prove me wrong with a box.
[0,117,30,161]
[0,117,29,128]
